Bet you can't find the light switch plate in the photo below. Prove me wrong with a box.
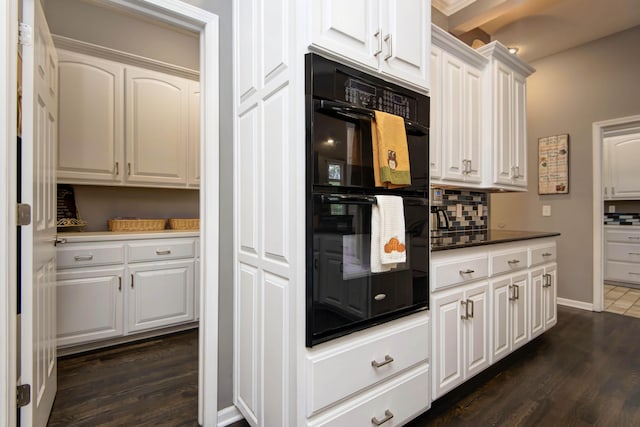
[542,205,551,217]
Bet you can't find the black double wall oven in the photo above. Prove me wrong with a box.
[306,53,431,347]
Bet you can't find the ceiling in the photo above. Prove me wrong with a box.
[433,0,640,62]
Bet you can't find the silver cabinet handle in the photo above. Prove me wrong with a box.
[55,237,67,246]
[372,410,394,426]
[508,259,521,265]
[468,298,475,318]
[371,355,394,368]
[74,255,93,261]
[131,273,134,289]
[383,34,392,60]
[459,269,475,275]
[115,161,119,175]
[628,236,640,240]
[612,186,616,195]
[127,162,131,176]
[373,29,382,56]
[515,284,520,300]
[460,300,468,320]
[118,276,122,291]
[509,284,516,301]
[628,252,640,256]
[156,249,172,255]
[629,272,640,276]
[604,187,608,195]
[542,252,553,257]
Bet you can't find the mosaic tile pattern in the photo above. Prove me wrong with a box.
[439,189,488,232]
[604,213,640,225]
[604,284,640,318]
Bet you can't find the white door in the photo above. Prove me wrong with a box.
[432,289,464,399]
[20,0,58,425]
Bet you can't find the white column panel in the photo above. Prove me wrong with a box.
[262,84,290,265]
[238,0,258,102]
[262,272,289,427]
[238,105,259,256]
[237,264,259,425]
[262,0,288,84]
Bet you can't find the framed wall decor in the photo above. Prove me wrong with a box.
[538,133,569,195]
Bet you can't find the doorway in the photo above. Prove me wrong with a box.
[2,0,220,425]
[592,114,640,314]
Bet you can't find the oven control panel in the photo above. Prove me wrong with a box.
[344,78,413,119]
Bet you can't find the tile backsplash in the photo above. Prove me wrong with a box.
[438,189,488,232]
[604,213,640,225]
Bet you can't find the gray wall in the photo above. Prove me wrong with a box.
[490,25,640,304]
[45,0,236,409]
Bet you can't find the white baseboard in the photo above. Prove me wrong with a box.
[557,297,594,311]
[218,405,244,427]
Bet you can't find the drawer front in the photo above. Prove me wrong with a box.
[606,229,640,244]
[491,250,528,276]
[306,315,429,416]
[432,256,488,291]
[57,243,125,269]
[530,244,557,266]
[606,260,640,283]
[607,242,640,263]
[127,238,196,263]
[308,364,430,427]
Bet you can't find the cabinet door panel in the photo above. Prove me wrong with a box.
[465,283,489,378]
[491,277,510,363]
[432,290,463,398]
[529,267,545,339]
[512,73,527,187]
[607,133,640,199]
[128,260,194,332]
[125,67,188,186]
[511,274,528,351]
[429,46,442,179]
[464,65,482,183]
[56,267,124,347]
[57,51,123,183]
[188,81,201,187]
[543,264,557,329]
[441,53,465,182]
[493,62,513,185]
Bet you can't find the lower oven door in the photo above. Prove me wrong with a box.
[308,193,429,346]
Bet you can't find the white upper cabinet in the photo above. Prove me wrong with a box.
[56,48,199,189]
[604,132,640,199]
[125,67,189,186]
[57,50,124,184]
[477,42,534,190]
[310,0,430,91]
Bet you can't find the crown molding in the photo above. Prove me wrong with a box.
[432,0,477,16]
[476,41,536,76]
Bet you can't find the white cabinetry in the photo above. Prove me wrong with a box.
[490,272,528,363]
[310,0,430,91]
[55,233,199,352]
[604,132,640,199]
[605,227,640,284]
[432,281,489,399]
[56,47,199,188]
[477,42,535,190]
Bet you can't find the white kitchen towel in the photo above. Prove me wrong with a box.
[371,195,406,273]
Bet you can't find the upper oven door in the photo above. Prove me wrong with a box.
[311,100,429,192]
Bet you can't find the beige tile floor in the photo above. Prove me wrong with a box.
[604,284,640,318]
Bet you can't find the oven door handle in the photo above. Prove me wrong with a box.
[319,194,429,207]
[316,100,429,136]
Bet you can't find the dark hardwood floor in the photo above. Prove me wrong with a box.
[48,307,640,426]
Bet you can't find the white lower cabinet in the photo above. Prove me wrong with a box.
[56,233,199,350]
[490,272,528,363]
[530,263,557,339]
[56,266,125,347]
[432,281,489,399]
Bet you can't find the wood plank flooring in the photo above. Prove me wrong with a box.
[48,307,640,426]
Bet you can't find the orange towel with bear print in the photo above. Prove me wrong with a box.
[371,110,411,188]
[370,195,406,273]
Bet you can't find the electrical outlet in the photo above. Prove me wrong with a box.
[609,205,616,213]
[456,204,463,218]
[542,205,551,217]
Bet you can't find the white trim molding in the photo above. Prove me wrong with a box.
[557,298,594,312]
[217,405,244,427]
[432,0,477,16]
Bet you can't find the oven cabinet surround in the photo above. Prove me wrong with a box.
[55,232,198,352]
[603,133,640,199]
[604,226,640,284]
[309,0,431,92]
[430,237,557,401]
[430,26,487,185]
[56,48,200,188]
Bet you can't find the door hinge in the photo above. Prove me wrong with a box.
[18,23,33,47]
[17,384,31,408]
[17,203,31,226]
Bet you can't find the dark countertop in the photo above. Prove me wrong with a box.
[431,229,561,251]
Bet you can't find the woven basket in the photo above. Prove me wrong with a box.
[108,219,166,232]
[168,218,200,230]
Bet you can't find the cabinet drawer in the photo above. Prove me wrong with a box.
[127,238,196,263]
[607,242,640,263]
[530,244,557,266]
[606,261,640,283]
[57,243,125,269]
[606,229,640,244]
[306,314,429,416]
[432,255,488,291]
[308,364,430,427]
[491,250,528,276]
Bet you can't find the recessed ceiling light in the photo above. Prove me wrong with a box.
[508,47,519,55]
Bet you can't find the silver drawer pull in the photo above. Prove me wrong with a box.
[459,269,475,275]
[374,293,387,301]
[628,252,640,256]
[507,259,520,265]
[371,409,394,426]
[371,355,394,368]
[629,272,640,276]
[542,252,553,257]
[156,249,172,255]
[74,255,93,261]
[628,236,640,240]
